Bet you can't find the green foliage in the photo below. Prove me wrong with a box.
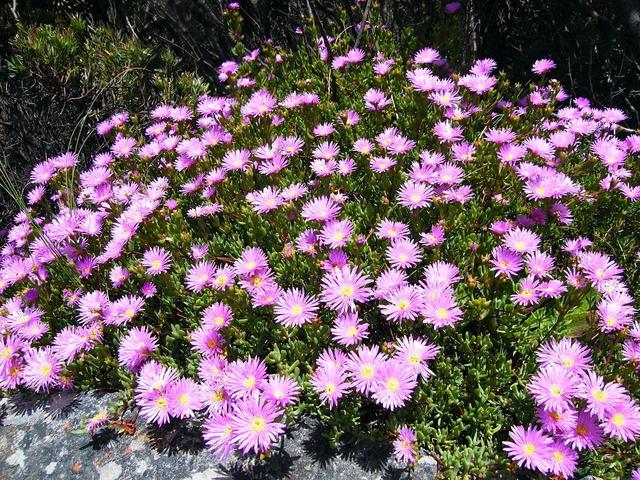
[1,5,640,480]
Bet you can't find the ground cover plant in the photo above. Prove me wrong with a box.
[2,4,640,479]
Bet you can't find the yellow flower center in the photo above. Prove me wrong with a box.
[410,194,421,202]
[436,308,449,319]
[549,385,563,397]
[246,261,256,270]
[91,411,107,422]
[561,356,574,368]
[1,347,11,359]
[244,376,256,388]
[151,260,162,270]
[347,326,358,337]
[214,316,225,326]
[397,300,410,311]
[291,305,303,316]
[215,275,228,286]
[576,424,587,436]
[553,451,564,462]
[521,289,532,298]
[360,365,374,379]
[250,415,266,432]
[178,394,189,405]
[592,389,607,402]
[324,382,336,393]
[408,353,420,365]
[40,363,52,376]
[333,232,344,242]
[398,254,408,262]
[523,443,536,456]
[386,378,400,393]
[212,390,224,402]
[340,286,354,298]
[156,396,168,409]
[514,241,526,251]
[612,413,625,426]
[124,309,135,318]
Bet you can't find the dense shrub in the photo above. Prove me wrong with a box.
[2,5,640,479]
[0,14,208,228]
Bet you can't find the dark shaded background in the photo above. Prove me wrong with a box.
[1,0,639,228]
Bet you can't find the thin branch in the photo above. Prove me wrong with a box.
[306,0,333,61]
[9,0,19,22]
[354,0,372,49]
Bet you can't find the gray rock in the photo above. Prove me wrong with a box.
[0,392,437,479]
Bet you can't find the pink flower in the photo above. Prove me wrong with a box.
[230,396,285,454]
[203,412,235,460]
[320,264,372,313]
[167,378,204,418]
[273,288,320,327]
[527,365,578,412]
[141,247,172,275]
[397,181,434,209]
[576,371,627,420]
[261,375,300,407]
[394,335,440,380]
[364,88,392,110]
[190,325,225,356]
[386,238,421,269]
[511,276,541,306]
[330,312,369,346]
[311,365,351,408]
[241,89,277,117]
[118,326,158,371]
[226,357,267,399]
[301,196,341,223]
[503,425,552,472]
[422,290,463,328]
[393,426,418,464]
[536,338,592,374]
[532,59,556,75]
[601,399,640,441]
[547,441,577,478]
[503,227,541,254]
[371,360,417,410]
[320,219,354,248]
[433,120,463,143]
[561,410,604,451]
[346,345,386,395]
[376,219,410,241]
[22,347,62,392]
[490,246,523,278]
[380,285,423,322]
[234,247,268,277]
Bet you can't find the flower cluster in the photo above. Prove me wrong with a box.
[1,7,640,477]
[505,339,640,478]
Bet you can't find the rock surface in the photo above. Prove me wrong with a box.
[0,391,437,480]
